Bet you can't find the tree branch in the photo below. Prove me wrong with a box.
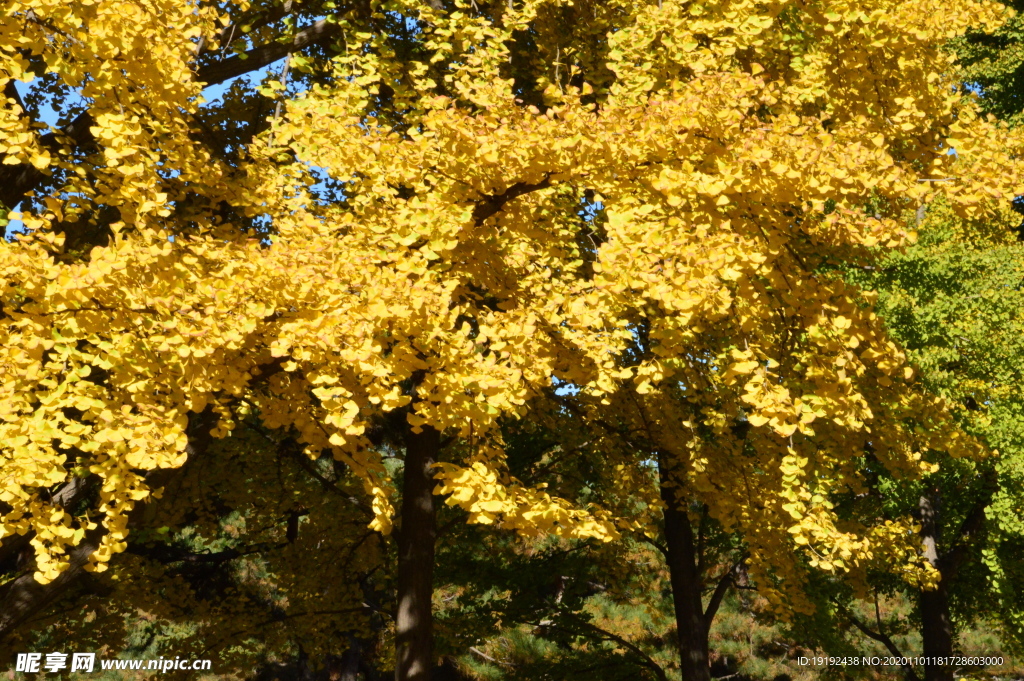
[0,474,95,569]
[833,599,919,681]
[198,606,368,657]
[0,523,105,643]
[469,646,513,667]
[634,531,669,560]
[281,440,370,513]
[125,540,286,565]
[539,614,668,681]
[195,18,341,90]
[1,19,342,215]
[471,177,552,226]
[942,467,997,582]
[704,554,745,623]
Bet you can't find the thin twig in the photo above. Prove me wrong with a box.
[469,647,512,667]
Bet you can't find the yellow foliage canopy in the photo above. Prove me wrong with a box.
[1,0,1021,591]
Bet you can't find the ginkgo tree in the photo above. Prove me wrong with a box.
[2,0,1023,680]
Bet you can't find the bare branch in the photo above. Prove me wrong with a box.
[833,599,919,681]
[472,178,552,225]
[704,554,745,623]
[469,647,512,667]
[196,18,340,89]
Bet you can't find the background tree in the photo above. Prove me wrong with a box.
[768,11,1024,678]
[824,201,1024,681]
[949,0,1024,126]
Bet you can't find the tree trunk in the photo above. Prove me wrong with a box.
[919,493,954,681]
[658,453,712,681]
[920,584,954,681]
[332,637,362,681]
[395,425,440,681]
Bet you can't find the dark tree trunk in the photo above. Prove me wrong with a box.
[337,637,362,681]
[395,425,440,681]
[658,453,712,681]
[920,584,954,681]
[0,524,105,640]
[919,493,954,681]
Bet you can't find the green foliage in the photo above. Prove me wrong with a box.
[841,201,1024,656]
[950,0,1024,125]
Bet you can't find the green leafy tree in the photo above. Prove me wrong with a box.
[832,202,1024,680]
[950,0,1024,126]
